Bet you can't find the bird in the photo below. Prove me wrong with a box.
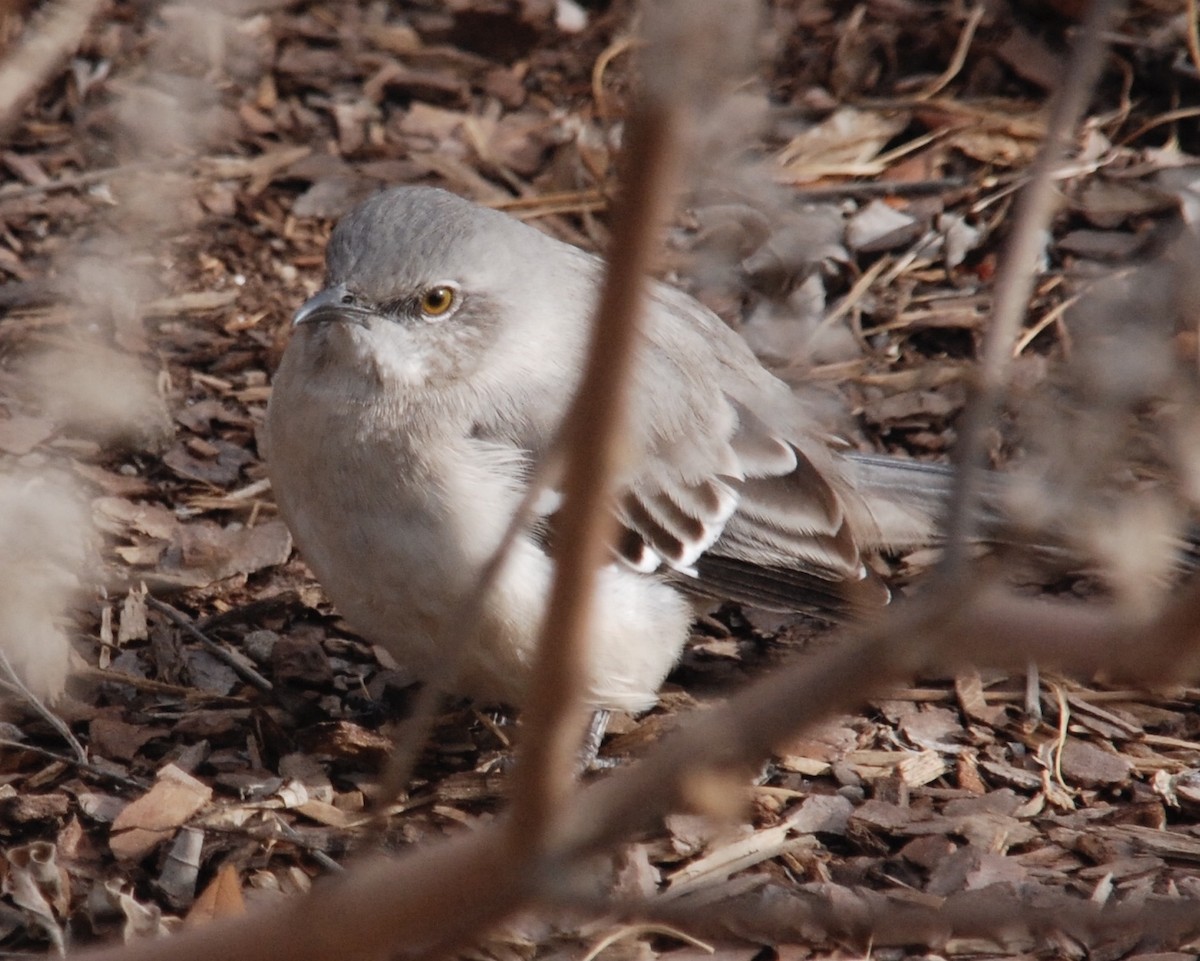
[265,186,953,718]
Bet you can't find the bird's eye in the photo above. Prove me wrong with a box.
[419,285,456,317]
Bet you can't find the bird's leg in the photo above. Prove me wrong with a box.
[481,708,615,774]
[578,709,616,772]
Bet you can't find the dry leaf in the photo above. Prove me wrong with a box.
[184,862,246,926]
[110,764,213,862]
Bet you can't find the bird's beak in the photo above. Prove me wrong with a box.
[292,283,371,327]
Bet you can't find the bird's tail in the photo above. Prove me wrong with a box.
[842,453,959,551]
[844,453,1102,568]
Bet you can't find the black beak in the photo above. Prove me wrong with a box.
[292,283,374,328]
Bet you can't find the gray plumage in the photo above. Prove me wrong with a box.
[266,187,947,712]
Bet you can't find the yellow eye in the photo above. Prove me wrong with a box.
[420,285,456,317]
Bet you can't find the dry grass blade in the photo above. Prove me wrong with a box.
[911,2,985,101]
[0,649,87,764]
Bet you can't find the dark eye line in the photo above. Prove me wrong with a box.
[378,296,413,317]
[375,287,463,321]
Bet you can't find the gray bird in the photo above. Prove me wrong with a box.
[265,186,949,715]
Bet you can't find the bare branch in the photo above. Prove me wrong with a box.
[938,0,1127,572]
[507,29,694,856]
[586,879,1200,952]
[68,569,1200,961]
[0,0,104,141]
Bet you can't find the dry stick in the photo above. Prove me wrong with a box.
[0,0,104,139]
[938,0,1126,574]
[791,176,972,201]
[147,596,273,693]
[0,738,148,791]
[1117,104,1200,147]
[77,665,251,703]
[912,1,985,101]
[507,102,686,850]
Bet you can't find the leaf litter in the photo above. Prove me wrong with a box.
[2,1,1200,959]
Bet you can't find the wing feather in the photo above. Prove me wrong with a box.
[605,281,884,610]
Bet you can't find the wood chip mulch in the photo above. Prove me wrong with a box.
[3,1,1200,958]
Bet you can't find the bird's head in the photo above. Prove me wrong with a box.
[288,186,588,394]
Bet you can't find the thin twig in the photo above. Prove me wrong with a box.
[147,597,274,693]
[273,821,345,875]
[790,175,974,201]
[77,665,252,703]
[937,0,1126,575]
[0,738,149,791]
[1116,104,1200,147]
[0,649,88,764]
[913,2,985,100]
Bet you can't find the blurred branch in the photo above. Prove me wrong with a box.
[507,103,688,850]
[549,574,1200,863]
[507,0,751,849]
[938,0,1126,573]
[73,575,1200,961]
[0,0,103,141]
[593,878,1200,951]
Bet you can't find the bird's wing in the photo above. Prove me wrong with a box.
[489,268,945,614]
[607,283,893,612]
